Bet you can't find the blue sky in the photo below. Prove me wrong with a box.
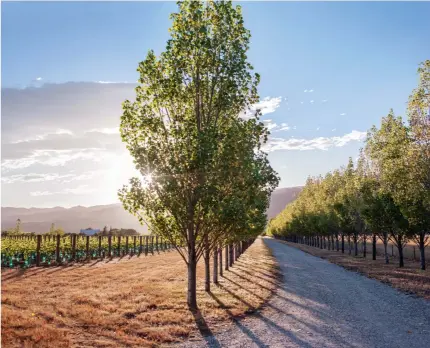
[2,1,430,207]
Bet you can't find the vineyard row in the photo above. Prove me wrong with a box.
[1,234,172,268]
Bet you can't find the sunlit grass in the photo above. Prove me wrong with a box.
[1,237,279,348]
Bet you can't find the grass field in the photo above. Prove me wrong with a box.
[1,238,279,348]
[280,240,430,300]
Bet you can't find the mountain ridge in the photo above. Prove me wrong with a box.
[1,186,302,234]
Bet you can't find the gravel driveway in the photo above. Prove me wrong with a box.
[179,238,430,348]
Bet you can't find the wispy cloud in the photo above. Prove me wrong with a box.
[300,101,304,104]
[304,89,308,93]
[316,127,320,131]
[30,185,96,196]
[310,100,314,104]
[309,89,314,93]
[11,129,74,144]
[86,127,120,135]
[253,96,282,115]
[340,113,347,116]
[264,130,366,152]
[332,128,337,132]
[322,99,328,103]
[1,149,108,171]
[241,96,282,119]
[36,77,43,81]
[1,171,102,184]
[96,81,130,84]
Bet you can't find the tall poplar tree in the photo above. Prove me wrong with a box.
[119,0,278,309]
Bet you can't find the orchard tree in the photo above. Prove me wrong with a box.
[406,60,430,270]
[119,0,278,309]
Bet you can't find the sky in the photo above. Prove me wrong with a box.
[1,1,430,208]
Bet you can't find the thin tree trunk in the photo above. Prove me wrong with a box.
[398,244,404,268]
[219,247,223,276]
[225,245,229,270]
[419,233,426,271]
[363,235,366,258]
[348,235,351,255]
[383,233,389,264]
[204,236,210,292]
[341,234,345,253]
[187,247,197,310]
[213,248,218,284]
[372,234,377,260]
[336,234,339,251]
[229,244,233,267]
[354,233,358,256]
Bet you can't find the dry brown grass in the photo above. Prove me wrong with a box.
[279,240,430,300]
[1,237,279,348]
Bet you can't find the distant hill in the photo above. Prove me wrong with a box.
[1,204,149,234]
[266,186,303,219]
[1,187,302,234]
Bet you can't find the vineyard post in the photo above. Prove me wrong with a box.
[56,235,61,264]
[125,236,129,255]
[118,236,122,257]
[164,239,167,251]
[36,235,42,266]
[151,236,154,254]
[98,236,102,258]
[133,236,137,255]
[139,235,143,255]
[86,236,90,261]
[156,236,159,253]
[72,234,76,261]
[108,236,112,258]
[145,236,149,255]
[160,237,163,251]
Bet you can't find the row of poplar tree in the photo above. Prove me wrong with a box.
[267,60,430,271]
[117,1,279,310]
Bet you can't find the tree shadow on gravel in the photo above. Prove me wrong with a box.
[208,290,314,348]
[190,307,222,348]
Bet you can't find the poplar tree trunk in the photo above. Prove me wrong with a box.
[341,234,345,253]
[187,243,197,309]
[225,245,229,270]
[219,247,223,276]
[354,233,358,256]
[348,235,351,255]
[229,244,233,267]
[397,235,404,268]
[363,235,366,258]
[213,248,218,284]
[204,236,210,292]
[383,233,389,264]
[419,233,426,271]
[372,234,377,260]
[398,244,404,268]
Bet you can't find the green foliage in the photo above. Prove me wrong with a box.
[267,60,429,268]
[118,0,278,264]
